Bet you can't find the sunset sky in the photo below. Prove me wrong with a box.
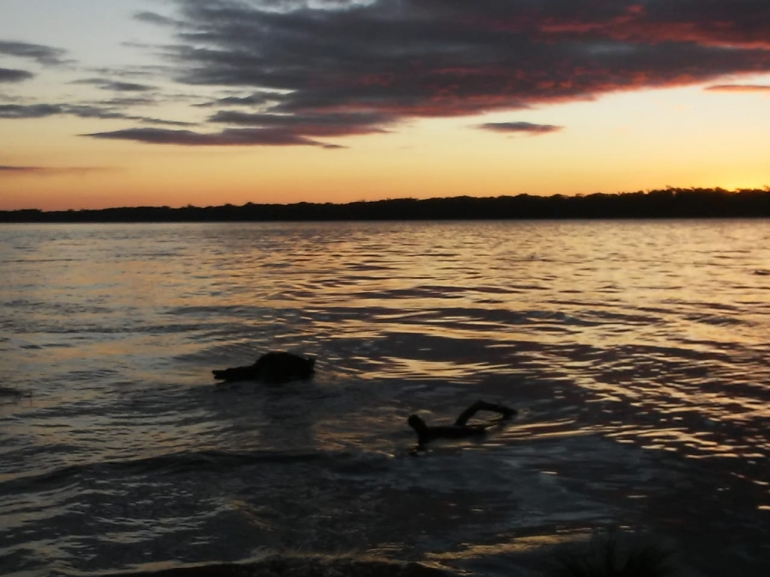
[1,0,769,211]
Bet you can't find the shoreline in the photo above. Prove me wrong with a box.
[2,188,770,223]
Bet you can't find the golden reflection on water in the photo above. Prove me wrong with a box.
[2,221,770,460]
[426,533,578,562]
[2,221,770,577]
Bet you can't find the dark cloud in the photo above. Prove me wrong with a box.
[0,104,62,118]
[11,1,768,148]
[0,40,69,66]
[194,91,283,107]
[102,96,159,107]
[478,121,562,134]
[208,110,392,135]
[0,165,40,172]
[66,105,193,126]
[106,81,154,92]
[129,0,770,146]
[134,11,178,27]
[0,103,193,126]
[0,165,106,176]
[73,78,154,92]
[83,126,341,147]
[60,104,142,120]
[0,67,34,83]
[140,117,196,127]
[705,84,770,92]
[88,65,160,79]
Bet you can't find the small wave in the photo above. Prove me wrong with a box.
[684,312,745,326]
[0,450,327,493]
[61,555,449,577]
[2,257,79,264]
[164,304,268,316]
[0,385,27,396]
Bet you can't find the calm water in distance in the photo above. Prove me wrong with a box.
[1,220,769,577]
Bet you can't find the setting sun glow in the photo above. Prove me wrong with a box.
[1,0,769,211]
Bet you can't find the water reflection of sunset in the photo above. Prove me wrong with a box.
[2,220,770,576]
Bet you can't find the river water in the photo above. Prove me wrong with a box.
[1,220,769,577]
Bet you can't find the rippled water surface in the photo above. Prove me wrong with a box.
[1,220,769,577]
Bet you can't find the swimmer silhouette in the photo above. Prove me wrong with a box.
[408,400,516,447]
[212,351,315,383]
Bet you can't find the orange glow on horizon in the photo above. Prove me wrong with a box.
[1,85,769,212]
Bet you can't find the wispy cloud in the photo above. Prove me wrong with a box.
[0,40,69,66]
[0,67,34,83]
[207,110,393,136]
[0,103,193,126]
[0,165,41,172]
[477,121,563,135]
[72,78,155,92]
[0,165,108,176]
[134,11,178,27]
[0,104,62,118]
[705,84,770,92]
[194,91,284,108]
[83,127,342,147]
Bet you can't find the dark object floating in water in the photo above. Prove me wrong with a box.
[98,554,452,577]
[212,351,315,383]
[408,399,516,447]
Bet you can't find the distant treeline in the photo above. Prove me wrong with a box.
[2,187,770,223]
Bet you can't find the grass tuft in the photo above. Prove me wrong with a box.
[544,531,678,577]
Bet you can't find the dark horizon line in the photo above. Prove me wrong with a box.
[2,187,770,223]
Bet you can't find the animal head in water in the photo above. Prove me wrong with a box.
[255,351,315,382]
[407,414,428,433]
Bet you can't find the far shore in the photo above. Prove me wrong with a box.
[2,187,769,223]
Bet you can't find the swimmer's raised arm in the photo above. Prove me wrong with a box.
[453,400,516,426]
[408,400,516,447]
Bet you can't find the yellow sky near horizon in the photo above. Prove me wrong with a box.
[3,84,768,211]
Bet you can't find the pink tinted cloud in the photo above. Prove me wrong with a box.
[76,0,770,145]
